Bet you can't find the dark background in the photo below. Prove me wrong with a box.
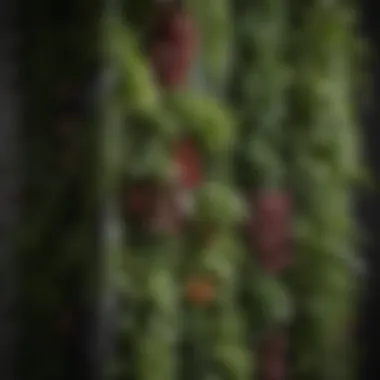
[361,0,380,379]
[0,0,19,379]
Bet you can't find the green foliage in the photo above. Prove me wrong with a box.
[19,0,361,379]
[188,0,232,87]
[107,20,159,111]
[165,91,236,153]
[194,182,245,227]
[288,2,362,379]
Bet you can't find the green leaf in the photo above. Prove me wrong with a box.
[254,274,294,326]
[165,91,236,152]
[194,182,245,226]
[108,21,159,111]
[213,345,251,380]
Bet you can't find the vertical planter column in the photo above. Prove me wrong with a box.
[229,1,292,379]
[106,4,184,378]
[288,2,361,379]
[156,1,251,379]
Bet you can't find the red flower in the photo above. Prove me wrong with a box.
[126,181,187,235]
[150,9,197,88]
[173,139,203,190]
[124,138,202,233]
[248,190,292,273]
[262,356,286,380]
[185,276,215,305]
[149,184,184,234]
[260,330,288,380]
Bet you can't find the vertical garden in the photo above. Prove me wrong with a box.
[17,0,363,380]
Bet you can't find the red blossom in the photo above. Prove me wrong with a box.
[149,184,185,234]
[260,330,288,380]
[248,190,292,273]
[150,9,197,88]
[173,139,203,190]
[126,181,186,235]
[125,139,201,233]
[261,356,286,380]
[186,276,215,305]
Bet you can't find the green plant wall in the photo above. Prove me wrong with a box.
[18,1,362,380]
